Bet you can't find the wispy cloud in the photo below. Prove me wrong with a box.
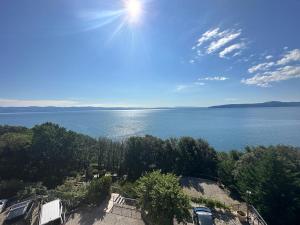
[242,65,300,87]
[199,76,229,81]
[176,75,229,92]
[0,98,140,108]
[191,27,245,60]
[248,62,275,73]
[242,48,300,87]
[175,85,190,92]
[175,81,205,92]
[265,55,273,60]
[219,43,245,58]
[276,49,300,65]
[196,28,220,47]
[207,30,241,54]
[0,99,79,107]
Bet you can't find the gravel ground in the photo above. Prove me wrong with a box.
[181,177,242,207]
[65,203,145,225]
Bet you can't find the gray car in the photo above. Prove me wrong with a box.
[193,207,214,225]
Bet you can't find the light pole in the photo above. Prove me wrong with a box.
[246,190,252,222]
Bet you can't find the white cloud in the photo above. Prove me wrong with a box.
[0,99,147,108]
[175,85,189,92]
[243,48,300,87]
[175,81,205,92]
[265,55,273,60]
[242,65,300,87]
[197,28,220,46]
[191,27,245,60]
[248,62,275,73]
[194,82,205,86]
[0,99,79,107]
[219,43,245,58]
[277,49,300,65]
[189,59,195,64]
[207,30,241,54]
[199,76,229,81]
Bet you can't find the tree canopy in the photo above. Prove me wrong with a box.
[0,123,299,225]
[135,171,191,225]
[233,146,300,225]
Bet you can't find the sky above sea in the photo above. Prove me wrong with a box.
[0,0,300,107]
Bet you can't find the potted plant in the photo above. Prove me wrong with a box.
[237,210,247,222]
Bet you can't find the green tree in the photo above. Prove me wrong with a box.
[135,171,191,225]
[217,150,243,190]
[87,176,112,204]
[177,137,218,177]
[234,146,300,225]
[124,136,164,180]
[0,132,32,180]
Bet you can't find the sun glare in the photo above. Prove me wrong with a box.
[125,0,142,23]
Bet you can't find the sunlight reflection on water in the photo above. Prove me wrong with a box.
[0,108,300,150]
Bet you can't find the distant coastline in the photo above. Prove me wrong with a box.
[209,101,300,108]
[0,101,300,113]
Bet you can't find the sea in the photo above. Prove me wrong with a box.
[0,107,300,151]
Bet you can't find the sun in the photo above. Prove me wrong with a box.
[124,0,142,23]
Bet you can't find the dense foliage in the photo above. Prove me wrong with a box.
[135,171,191,225]
[0,123,299,225]
[87,176,112,204]
[124,136,218,180]
[0,123,97,188]
[233,146,300,225]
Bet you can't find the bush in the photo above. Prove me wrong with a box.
[17,182,48,199]
[113,181,138,199]
[87,176,112,204]
[54,177,88,209]
[191,196,229,210]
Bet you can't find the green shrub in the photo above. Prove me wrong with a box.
[191,196,229,210]
[87,176,112,204]
[17,182,48,199]
[54,177,88,209]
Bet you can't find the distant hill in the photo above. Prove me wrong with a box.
[0,106,141,113]
[0,106,171,113]
[210,101,300,108]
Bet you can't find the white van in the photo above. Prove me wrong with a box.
[39,199,65,225]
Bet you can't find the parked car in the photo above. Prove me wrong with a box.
[193,207,214,225]
[0,199,8,213]
[4,200,34,224]
[39,199,66,225]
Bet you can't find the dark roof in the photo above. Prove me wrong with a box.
[5,200,33,222]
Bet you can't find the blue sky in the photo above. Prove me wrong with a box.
[0,0,300,107]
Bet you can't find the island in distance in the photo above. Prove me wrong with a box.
[209,101,300,108]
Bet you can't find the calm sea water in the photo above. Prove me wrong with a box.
[0,107,300,151]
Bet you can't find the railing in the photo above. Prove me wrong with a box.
[248,205,267,225]
[111,195,141,219]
